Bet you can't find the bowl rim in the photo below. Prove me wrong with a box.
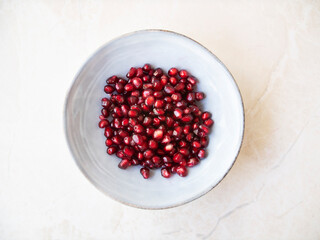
[64,29,245,210]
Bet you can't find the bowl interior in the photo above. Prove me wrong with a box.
[65,30,244,209]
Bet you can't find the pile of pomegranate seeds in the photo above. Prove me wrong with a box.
[99,64,214,179]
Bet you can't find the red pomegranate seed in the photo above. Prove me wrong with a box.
[169,77,178,85]
[124,146,134,157]
[146,127,155,136]
[124,83,135,92]
[176,166,188,177]
[134,124,144,133]
[195,92,205,100]
[112,136,122,145]
[168,68,178,76]
[186,93,195,102]
[99,120,108,128]
[201,112,211,120]
[152,156,162,164]
[142,116,152,126]
[104,85,115,94]
[173,126,182,137]
[136,68,144,77]
[181,114,193,123]
[118,159,131,169]
[187,76,197,85]
[143,149,154,159]
[107,146,117,155]
[145,96,155,106]
[148,139,158,149]
[176,100,187,109]
[105,138,113,146]
[164,84,175,94]
[186,83,193,91]
[140,167,150,179]
[126,67,137,78]
[179,70,188,78]
[174,83,185,91]
[153,118,161,126]
[143,64,151,72]
[198,149,206,159]
[137,152,144,160]
[123,136,131,145]
[199,124,210,134]
[142,89,153,98]
[154,99,165,108]
[161,134,171,144]
[115,82,124,93]
[164,96,172,102]
[153,129,164,140]
[161,167,171,178]
[128,110,138,118]
[153,68,163,78]
[179,148,189,156]
[171,93,182,101]
[132,77,143,89]
[106,75,118,84]
[104,127,113,137]
[187,157,200,167]
[101,98,111,108]
[185,133,194,142]
[164,144,174,152]
[153,108,165,115]
[204,119,214,127]
[132,134,143,145]
[201,137,209,147]
[192,141,201,148]
[154,91,164,98]
[173,108,183,119]
[173,153,183,163]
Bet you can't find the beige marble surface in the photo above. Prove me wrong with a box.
[1,0,320,239]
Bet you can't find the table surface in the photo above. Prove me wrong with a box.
[1,1,320,239]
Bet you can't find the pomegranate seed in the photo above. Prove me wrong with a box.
[186,83,193,91]
[99,120,108,128]
[145,96,155,106]
[152,156,162,164]
[169,77,178,85]
[179,148,189,156]
[149,139,158,149]
[142,116,152,126]
[153,129,164,140]
[181,114,193,123]
[173,153,183,163]
[128,110,138,118]
[168,68,178,76]
[143,149,154,159]
[118,159,131,169]
[105,138,113,146]
[164,144,174,152]
[104,127,113,137]
[171,93,182,101]
[199,124,210,134]
[200,137,209,147]
[174,83,185,91]
[179,70,188,78]
[164,96,172,102]
[132,77,143,89]
[198,149,206,159]
[132,134,143,145]
[134,124,144,133]
[154,99,165,108]
[118,130,129,138]
[161,167,171,178]
[140,167,150,179]
[142,89,153,98]
[161,134,171,144]
[154,91,164,98]
[152,79,162,90]
[176,166,187,177]
[126,67,137,78]
[153,68,163,78]
[123,136,131,145]
[173,108,183,119]
[153,118,161,126]
[160,75,168,86]
[142,75,150,82]
[192,141,201,148]
[164,84,175,94]
[112,136,122,145]
[187,157,200,167]
[137,152,144,160]
[195,92,205,100]
[115,82,124,93]
[153,108,165,115]
[132,159,140,165]
[204,119,214,127]
[143,64,151,72]
[104,85,115,94]
[187,76,197,85]
[201,112,211,120]
[124,83,135,92]
[186,93,195,102]
[173,126,182,137]
[146,127,155,136]
[123,146,134,158]
[101,98,111,108]
[106,75,118,84]
[176,101,187,109]
[136,68,144,77]
[107,146,117,155]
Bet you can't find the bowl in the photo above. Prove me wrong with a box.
[65,30,244,209]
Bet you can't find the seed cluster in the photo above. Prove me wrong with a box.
[99,64,214,179]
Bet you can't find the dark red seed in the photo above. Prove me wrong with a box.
[176,101,187,109]
[173,108,183,119]
[169,77,178,85]
[173,153,183,163]
[149,139,158,149]
[181,114,193,123]
[153,68,163,78]
[132,134,143,145]
[143,149,154,159]
[187,157,200,167]
[186,83,193,91]
[106,75,118,84]
[143,83,153,89]
[123,136,131,145]
[142,116,152,126]
[163,156,172,163]
[179,140,187,148]
[99,120,108,128]
[199,124,210,134]
[105,138,113,147]
[115,82,124,93]
[136,68,144,77]
[104,127,113,138]
[195,92,205,100]
[192,141,201,148]
[101,98,112,108]
[186,93,195,102]
[123,146,134,157]
[201,112,211,120]
[168,68,178,76]
[132,77,143,89]
[204,119,214,127]
[185,133,194,142]
[142,89,153,99]
[161,134,171,144]
[152,156,162,164]
[153,108,165,115]
[179,70,188,78]
[164,143,174,152]
[154,91,164,98]
[118,159,131,169]
[164,84,175,94]
[132,159,140,165]
[161,167,171,178]
[176,165,188,177]
[128,110,138,118]
[146,127,155,136]
[171,93,182,102]
[164,96,172,103]
[200,137,209,147]
[179,148,189,156]
[174,83,185,91]
[143,64,151,72]
[171,166,177,173]
[153,118,161,126]
[140,167,150,179]
[198,149,206,159]
[187,76,197,85]
[153,129,164,140]
[154,99,165,108]
[137,152,144,161]
[124,83,135,92]
[118,130,129,138]
[107,146,117,155]
[134,124,144,133]
[142,75,150,82]
[173,126,182,137]
[104,85,115,94]
[126,67,137,78]
[112,136,122,145]
[145,96,155,106]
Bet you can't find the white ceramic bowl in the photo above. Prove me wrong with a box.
[65,30,244,209]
